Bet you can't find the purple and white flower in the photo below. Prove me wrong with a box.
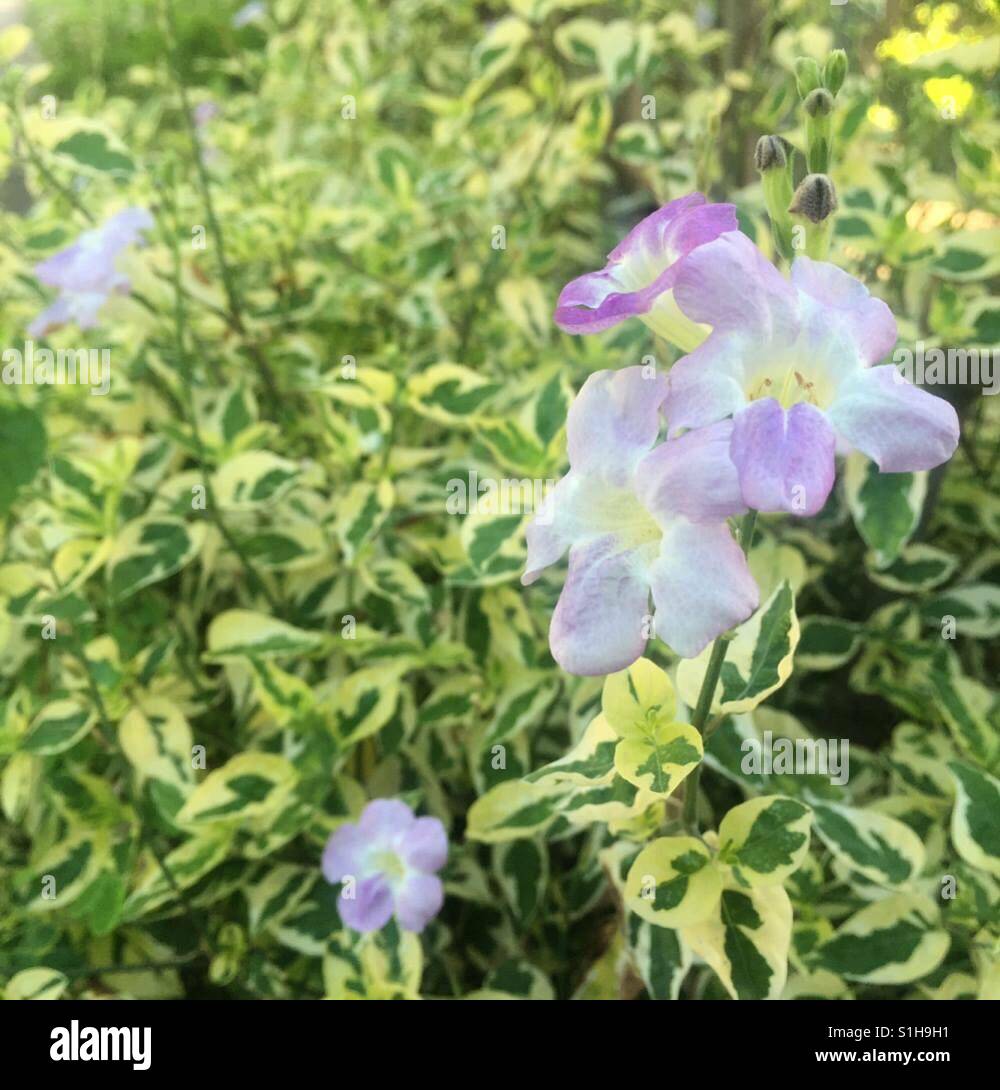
[664,231,960,515]
[554,193,738,351]
[522,366,759,675]
[322,799,448,934]
[29,207,154,337]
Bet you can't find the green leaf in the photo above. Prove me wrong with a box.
[626,915,691,1000]
[212,451,300,508]
[494,839,548,924]
[466,780,570,843]
[602,657,676,739]
[524,714,618,786]
[625,836,722,928]
[205,610,327,660]
[718,796,813,888]
[4,967,68,1000]
[613,719,702,798]
[54,128,134,174]
[796,616,862,671]
[680,884,793,1000]
[845,453,925,568]
[678,581,799,714]
[0,404,46,515]
[921,584,1000,639]
[22,698,96,755]
[118,698,194,789]
[176,753,298,827]
[812,801,925,887]
[817,892,949,984]
[483,673,560,750]
[106,516,204,600]
[867,544,958,593]
[336,480,394,562]
[407,363,499,423]
[123,831,233,920]
[949,761,1000,878]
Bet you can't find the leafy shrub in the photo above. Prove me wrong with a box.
[0,0,996,1001]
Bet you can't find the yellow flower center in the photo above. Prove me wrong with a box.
[374,850,405,881]
[747,367,827,410]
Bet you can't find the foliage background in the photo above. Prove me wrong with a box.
[0,0,996,1000]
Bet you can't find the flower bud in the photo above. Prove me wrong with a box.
[803,87,835,117]
[823,49,847,96]
[794,57,822,99]
[789,173,838,224]
[754,134,791,173]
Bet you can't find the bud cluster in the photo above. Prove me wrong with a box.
[755,49,848,263]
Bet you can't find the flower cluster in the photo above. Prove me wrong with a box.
[529,193,960,675]
[29,207,154,337]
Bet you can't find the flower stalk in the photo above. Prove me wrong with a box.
[681,509,758,834]
[755,135,795,264]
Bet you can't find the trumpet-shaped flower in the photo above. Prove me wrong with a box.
[29,207,154,337]
[322,799,447,933]
[522,366,759,675]
[664,232,960,515]
[554,193,738,351]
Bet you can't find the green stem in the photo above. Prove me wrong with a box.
[161,0,282,409]
[6,103,95,224]
[159,181,282,614]
[682,510,759,833]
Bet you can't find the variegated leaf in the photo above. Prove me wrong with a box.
[625,837,722,928]
[717,795,813,888]
[812,801,925,888]
[817,892,949,984]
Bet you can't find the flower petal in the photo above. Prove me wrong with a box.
[394,873,445,933]
[827,364,960,472]
[554,268,646,334]
[608,193,718,264]
[522,472,587,584]
[322,822,370,883]
[636,419,746,524]
[567,366,668,483]
[554,194,737,337]
[649,522,759,658]
[673,230,798,338]
[549,534,651,676]
[791,258,897,364]
[357,798,415,847]
[730,398,836,516]
[398,816,448,873]
[663,334,748,435]
[338,875,394,933]
[27,296,76,338]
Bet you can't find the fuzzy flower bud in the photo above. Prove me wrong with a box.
[754,134,790,173]
[789,173,838,223]
[804,87,835,118]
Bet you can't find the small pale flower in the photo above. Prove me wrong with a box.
[554,193,738,352]
[664,232,960,516]
[29,207,154,337]
[523,366,759,675]
[193,101,220,128]
[322,799,447,934]
[233,1,266,28]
